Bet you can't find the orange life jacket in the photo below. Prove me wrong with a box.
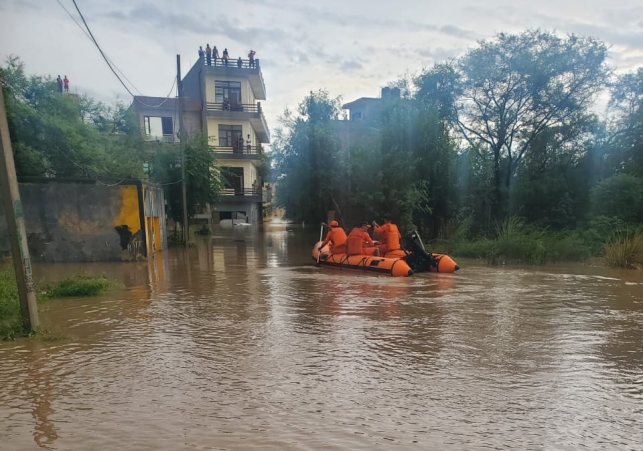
[346,228,366,255]
[327,226,347,247]
[386,223,401,250]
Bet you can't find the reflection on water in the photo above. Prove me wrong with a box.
[1,227,643,450]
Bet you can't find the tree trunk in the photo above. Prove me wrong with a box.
[492,147,504,222]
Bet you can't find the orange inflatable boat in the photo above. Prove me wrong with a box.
[312,231,460,276]
[313,242,414,277]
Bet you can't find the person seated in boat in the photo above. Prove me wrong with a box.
[346,222,380,256]
[318,220,347,254]
[372,216,401,255]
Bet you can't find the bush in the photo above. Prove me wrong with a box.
[603,232,643,268]
[452,238,496,259]
[545,233,593,262]
[195,224,212,235]
[46,275,110,298]
[590,174,643,223]
[0,265,23,340]
[449,217,594,264]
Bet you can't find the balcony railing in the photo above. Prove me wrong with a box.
[144,134,177,143]
[215,146,262,155]
[220,188,263,199]
[198,56,266,100]
[201,57,260,69]
[206,102,261,113]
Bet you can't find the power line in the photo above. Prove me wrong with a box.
[69,0,136,97]
[56,0,176,107]
[58,0,177,107]
[54,0,143,95]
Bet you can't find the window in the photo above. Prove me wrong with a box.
[215,81,241,105]
[352,111,362,120]
[144,116,174,137]
[218,125,243,150]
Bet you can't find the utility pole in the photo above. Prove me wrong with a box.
[177,54,189,246]
[0,88,39,331]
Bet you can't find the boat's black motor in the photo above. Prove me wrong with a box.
[401,231,438,273]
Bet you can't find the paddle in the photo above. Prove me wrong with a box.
[316,224,324,265]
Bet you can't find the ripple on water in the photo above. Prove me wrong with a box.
[1,250,643,450]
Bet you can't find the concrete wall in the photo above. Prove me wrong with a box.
[0,181,167,262]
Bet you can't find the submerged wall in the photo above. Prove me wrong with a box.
[0,180,166,262]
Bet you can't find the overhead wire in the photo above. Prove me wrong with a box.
[51,0,184,185]
[54,0,143,95]
[70,0,136,97]
[55,0,175,107]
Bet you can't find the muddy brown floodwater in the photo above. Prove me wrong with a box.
[1,227,643,450]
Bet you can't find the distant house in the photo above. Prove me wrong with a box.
[334,87,402,151]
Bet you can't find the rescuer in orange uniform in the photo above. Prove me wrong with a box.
[372,216,402,255]
[346,222,380,256]
[318,220,347,254]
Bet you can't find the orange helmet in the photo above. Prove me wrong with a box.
[330,220,339,227]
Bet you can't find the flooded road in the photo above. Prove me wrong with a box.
[1,227,643,450]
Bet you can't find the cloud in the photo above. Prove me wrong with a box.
[417,47,463,62]
[99,2,293,46]
[340,60,363,71]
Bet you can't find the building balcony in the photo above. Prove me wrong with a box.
[205,102,270,143]
[214,145,262,160]
[200,57,266,100]
[219,188,263,203]
[144,134,178,143]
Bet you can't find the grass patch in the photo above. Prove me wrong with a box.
[46,274,111,298]
[1,264,111,340]
[603,233,643,269]
[0,265,23,340]
[442,216,595,264]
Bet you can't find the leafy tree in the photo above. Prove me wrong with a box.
[451,30,610,220]
[0,56,148,179]
[148,134,223,224]
[272,90,344,223]
[606,68,643,176]
[590,174,643,223]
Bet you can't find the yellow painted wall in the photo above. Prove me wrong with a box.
[114,185,141,234]
[204,75,255,104]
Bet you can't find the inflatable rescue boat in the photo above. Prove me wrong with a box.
[312,231,459,277]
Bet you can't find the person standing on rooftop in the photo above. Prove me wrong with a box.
[223,48,229,66]
[198,46,205,61]
[205,44,212,66]
[248,50,256,68]
[213,46,219,65]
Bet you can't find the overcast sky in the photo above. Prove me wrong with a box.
[1,0,642,132]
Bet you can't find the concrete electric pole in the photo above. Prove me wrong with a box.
[177,54,189,246]
[0,88,39,332]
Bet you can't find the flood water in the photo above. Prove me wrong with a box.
[1,226,643,450]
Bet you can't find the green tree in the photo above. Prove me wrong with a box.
[272,90,344,223]
[606,68,643,176]
[0,56,148,179]
[590,174,643,223]
[148,134,223,224]
[452,30,610,221]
